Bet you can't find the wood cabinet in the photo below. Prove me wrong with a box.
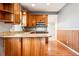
[13,3,21,24]
[0,3,21,24]
[0,3,48,25]
[0,3,14,23]
[22,38,41,56]
[22,38,31,56]
[28,15,36,27]
[0,4,3,10]
[4,37,48,56]
[13,4,20,14]
[4,38,21,56]
[27,14,48,27]
[36,15,48,26]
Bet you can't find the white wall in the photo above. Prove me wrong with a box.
[58,3,79,30]
[48,15,57,39]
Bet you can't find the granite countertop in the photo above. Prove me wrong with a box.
[0,32,51,38]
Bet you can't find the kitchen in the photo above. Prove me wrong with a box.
[0,3,79,56]
[0,3,57,56]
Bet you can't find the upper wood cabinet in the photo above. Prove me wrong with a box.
[0,3,21,24]
[0,3,14,23]
[13,3,20,14]
[27,14,48,27]
[0,4,3,10]
[0,3,14,13]
[13,3,21,24]
[28,15,36,27]
[36,14,48,26]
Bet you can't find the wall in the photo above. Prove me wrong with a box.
[48,15,57,40]
[57,3,79,54]
[0,22,12,32]
[58,3,79,30]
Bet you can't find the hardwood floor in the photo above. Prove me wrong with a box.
[48,40,75,56]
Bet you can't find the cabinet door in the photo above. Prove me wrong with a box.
[14,3,20,24]
[28,15,36,27]
[30,38,41,56]
[36,15,42,23]
[28,15,33,27]
[28,14,48,27]
[4,38,21,56]
[22,38,31,56]
[36,15,48,26]
[14,14,20,24]
[32,15,36,27]
[14,3,20,14]
[22,38,41,56]
[0,4,3,10]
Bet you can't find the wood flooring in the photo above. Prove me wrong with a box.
[48,40,75,56]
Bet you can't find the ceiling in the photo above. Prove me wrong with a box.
[21,3,66,12]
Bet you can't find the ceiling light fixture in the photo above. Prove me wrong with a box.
[32,4,35,7]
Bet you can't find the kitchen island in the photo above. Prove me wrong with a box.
[0,32,51,56]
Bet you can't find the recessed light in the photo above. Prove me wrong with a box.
[23,12,26,14]
[32,4,35,7]
[46,3,50,6]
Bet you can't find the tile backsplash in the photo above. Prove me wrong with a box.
[0,22,12,32]
[10,25,23,32]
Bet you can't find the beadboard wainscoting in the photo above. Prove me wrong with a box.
[57,30,79,55]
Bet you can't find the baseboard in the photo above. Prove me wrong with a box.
[56,40,79,56]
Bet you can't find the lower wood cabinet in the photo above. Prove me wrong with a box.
[22,38,41,56]
[22,38,31,56]
[4,37,48,56]
[4,38,21,56]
